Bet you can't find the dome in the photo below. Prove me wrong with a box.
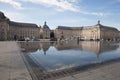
[43,21,50,29]
[0,11,6,19]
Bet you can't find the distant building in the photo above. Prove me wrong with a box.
[8,21,39,40]
[42,21,51,39]
[0,11,40,40]
[0,11,51,41]
[55,21,120,41]
[0,11,120,41]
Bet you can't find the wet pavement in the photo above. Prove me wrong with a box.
[56,60,120,80]
[0,41,32,80]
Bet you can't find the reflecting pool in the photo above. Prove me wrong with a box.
[18,41,120,72]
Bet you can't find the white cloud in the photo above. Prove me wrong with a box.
[0,0,105,16]
[23,0,79,12]
[22,0,104,16]
[0,0,22,9]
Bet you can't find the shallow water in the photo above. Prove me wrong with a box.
[18,41,120,72]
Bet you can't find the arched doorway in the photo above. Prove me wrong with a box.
[50,32,55,41]
[50,32,54,38]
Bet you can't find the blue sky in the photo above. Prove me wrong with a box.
[0,0,120,30]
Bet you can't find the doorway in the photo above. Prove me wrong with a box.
[50,32,55,41]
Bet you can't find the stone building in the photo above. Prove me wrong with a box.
[0,12,9,41]
[42,21,51,39]
[0,11,120,41]
[55,21,120,41]
[54,26,82,40]
[8,21,39,40]
[0,11,40,41]
[0,11,51,41]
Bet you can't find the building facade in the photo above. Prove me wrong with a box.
[0,11,120,41]
[0,11,51,41]
[8,21,40,40]
[55,21,120,41]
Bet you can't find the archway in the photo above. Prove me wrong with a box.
[50,32,55,41]
[50,32,54,38]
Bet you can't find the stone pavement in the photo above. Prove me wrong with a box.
[0,41,32,80]
[56,60,120,80]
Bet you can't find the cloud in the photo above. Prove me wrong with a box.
[22,0,104,16]
[0,0,105,16]
[78,9,105,16]
[0,0,22,9]
[23,0,79,12]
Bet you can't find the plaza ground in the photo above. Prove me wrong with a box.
[0,41,120,80]
[0,41,32,80]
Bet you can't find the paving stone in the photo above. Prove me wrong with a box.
[56,60,120,80]
[0,42,32,80]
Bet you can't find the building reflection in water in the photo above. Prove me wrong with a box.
[18,41,119,57]
[56,41,119,60]
[18,41,120,72]
[18,42,51,54]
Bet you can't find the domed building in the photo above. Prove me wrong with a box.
[38,21,53,40]
[0,11,53,41]
[42,21,51,39]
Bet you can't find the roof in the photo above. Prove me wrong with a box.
[9,21,38,28]
[57,26,83,30]
[0,11,7,19]
[57,24,119,31]
[95,23,118,31]
[43,21,50,29]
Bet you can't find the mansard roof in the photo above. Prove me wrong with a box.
[0,11,7,19]
[95,23,118,31]
[58,23,119,31]
[57,26,83,30]
[9,21,38,28]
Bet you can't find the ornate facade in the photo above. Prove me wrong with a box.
[55,21,120,41]
[0,11,51,41]
[0,11,120,41]
[8,21,39,40]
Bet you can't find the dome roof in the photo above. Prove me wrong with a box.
[43,21,50,29]
[0,11,6,19]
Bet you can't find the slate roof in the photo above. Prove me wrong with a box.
[57,24,118,31]
[9,21,38,28]
[95,23,118,31]
[0,11,7,19]
[57,26,83,30]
